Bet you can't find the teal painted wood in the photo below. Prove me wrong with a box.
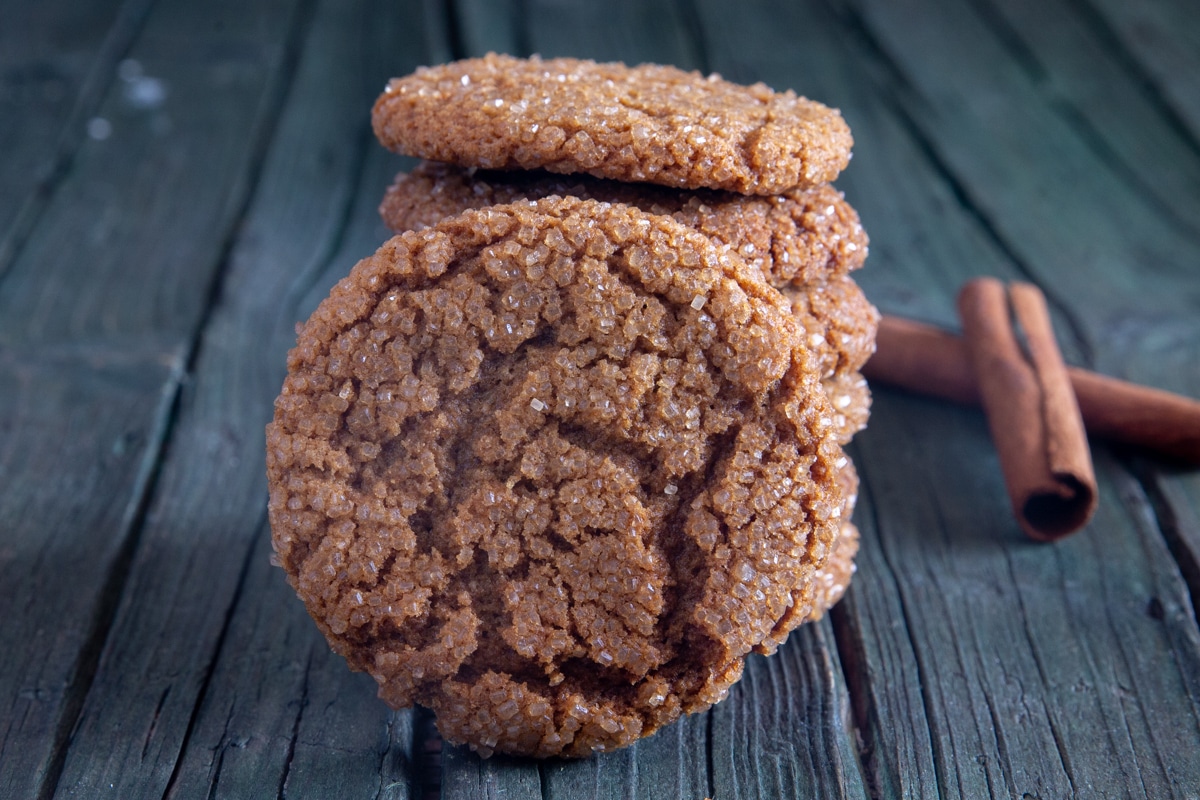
[709,620,867,800]
[152,528,412,800]
[0,0,306,795]
[38,0,431,795]
[450,0,525,60]
[695,0,1200,797]
[538,710,711,799]
[833,0,1200,372]
[964,0,1200,238]
[0,342,181,799]
[0,0,304,348]
[3,0,1200,797]
[0,0,151,275]
[440,622,864,800]
[521,0,705,69]
[1083,0,1200,140]
[441,747,543,799]
[1075,0,1200,666]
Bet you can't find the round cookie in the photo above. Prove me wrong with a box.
[784,275,880,381]
[373,54,853,195]
[805,456,861,622]
[823,371,871,445]
[379,161,868,286]
[266,198,848,757]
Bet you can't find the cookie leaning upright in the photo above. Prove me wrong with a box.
[372,53,853,195]
[266,197,849,758]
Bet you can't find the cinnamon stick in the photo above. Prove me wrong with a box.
[956,278,1097,540]
[863,315,1200,465]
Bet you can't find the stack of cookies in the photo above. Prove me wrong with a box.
[266,54,877,758]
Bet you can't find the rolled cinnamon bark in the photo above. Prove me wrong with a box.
[955,279,1097,540]
[864,315,1200,465]
[864,315,980,405]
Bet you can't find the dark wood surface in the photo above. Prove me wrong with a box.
[2,0,1199,797]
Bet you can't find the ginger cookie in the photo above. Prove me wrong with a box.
[806,457,861,622]
[823,371,871,445]
[785,275,880,381]
[379,161,868,287]
[266,198,848,757]
[372,54,853,195]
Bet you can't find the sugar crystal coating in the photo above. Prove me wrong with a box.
[785,276,880,381]
[823,371,871,445]
[379,162,868,286]
[266,198,847,757]
[372,54,853,195]
[804,458,861,623]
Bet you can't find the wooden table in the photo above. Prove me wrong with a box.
[4,0,1199,797]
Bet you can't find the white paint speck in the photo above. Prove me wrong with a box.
[87,117,112,140]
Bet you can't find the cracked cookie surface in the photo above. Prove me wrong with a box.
[380,161,868,287]
[372,54,853,195]
[266,198,847,757]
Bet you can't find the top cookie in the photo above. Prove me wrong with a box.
[372,54,853,195]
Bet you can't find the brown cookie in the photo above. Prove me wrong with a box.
[373,54,853,195]
[805,455,861,622]
[823,370,872,445]
[785,275,880,381]
[809,520,859,622]
[380,162,868,287]
[266,198,848,758]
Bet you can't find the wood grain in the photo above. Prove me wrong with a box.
[1083,0,1200,143]
[39,0,427,796]
[966,0,1200,237]
[0,343,181,799]
[695,0,1200,796]
[0,0,306,794]
[0,0,152,276]
[4,0,1200,797]
[709,621,867,800]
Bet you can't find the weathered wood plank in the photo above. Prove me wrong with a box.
[0,0,302,346]
[156,527,413,800]
[439,697,712,799]
[444,621,867,800]
[451,0,524,59]
[449,0,704,71]
[0,0,306,795]
[522,0,704,67]
[451,0,704,68]
[964,0,1200,237]
[695,0,1200,796]
[441,748,543,799]
[1077,0,1200,676]
[856,400,1200,798]
[836,0,1200,624]
[709,620,867,800]
[1083,0,1200,142]
[0,343,181,800]
[0,0,152,275]
[43,0,431,795]
[830,0,1200,376]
